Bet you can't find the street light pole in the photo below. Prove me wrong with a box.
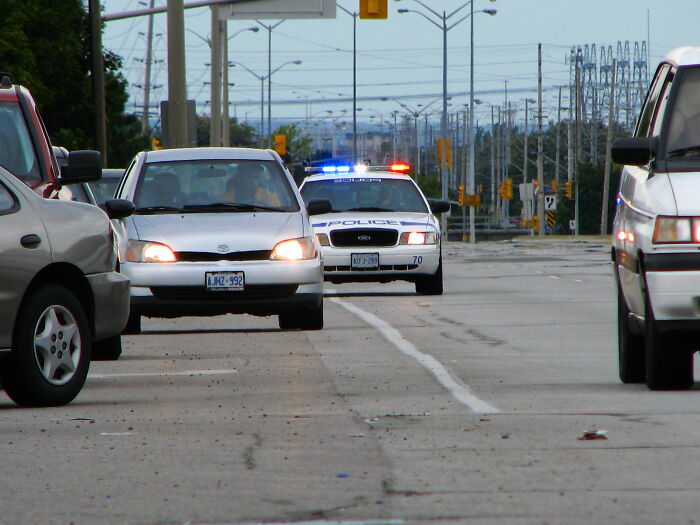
[338,5,358,165]
[257,20,285,148]
[222,26,258,146]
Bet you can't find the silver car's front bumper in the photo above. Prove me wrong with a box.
[88,271,131,340]
[122,258,323,318]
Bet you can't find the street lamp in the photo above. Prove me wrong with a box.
[230,60,302,148]
[337,5,359,164]
[257,20,285,148]
[397,0,496,239]
[222,26,259,146]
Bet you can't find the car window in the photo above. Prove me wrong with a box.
[89,178,121,205]
[134,159,299,212]
[300,178,428,213]
[664,67,700,157]
[0,102,41,184]
[636,64,670,138]
[0,181,18,215]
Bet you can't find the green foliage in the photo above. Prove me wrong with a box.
[196,115,259,148]
[273,123,313,163]
[0,0,148,167]
[417,174,441,199]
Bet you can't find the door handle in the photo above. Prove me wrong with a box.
[20,234,41,248]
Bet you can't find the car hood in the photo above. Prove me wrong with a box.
[131,212,303,252]
[667,171,700,215]
[310,211,436,232]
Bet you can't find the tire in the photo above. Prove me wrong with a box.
[122,313,141,335]
[0,285,91,407]
[92,334,122,361]
[415,258,443,295]
[644,294,694,390]
[618,284,645,383]
[278,302,324,331]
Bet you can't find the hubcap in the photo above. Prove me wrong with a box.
[33,305,81,386]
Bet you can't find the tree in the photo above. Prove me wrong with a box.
[0,0,149,167]
[196,115,258,148]
[272,123,313,163]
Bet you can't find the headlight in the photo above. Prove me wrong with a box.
[316,233,330,246]
[270,237,317,260]
[652,216,700,244]
[126,240,177,263]
[399,231,438,245]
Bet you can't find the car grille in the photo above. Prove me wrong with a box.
[174,250,271,262]
[330,228,398,247]
[325,264,419,272]
[150,284,298,300]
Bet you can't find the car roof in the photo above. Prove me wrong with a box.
[302,170,414,183]
[664,47,700,67]
[143,147,277,163]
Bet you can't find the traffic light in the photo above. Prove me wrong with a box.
[532,215,540,232]
[565,181,573,199]
[359,0,388,19]
[550,179,558,192]
[151,137,162,150]
[274,134,287,156]
[504,178,513,200]
[457,185,465,206]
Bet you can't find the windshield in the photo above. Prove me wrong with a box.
[89,178,121,205]
[133,159,299,213]
[300,178,428,213]
[0,102,41,184]
[666,67,700,158]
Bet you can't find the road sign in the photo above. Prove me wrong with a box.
[544,195,557,211]
[465,194,481,207]
[221,0,336,19]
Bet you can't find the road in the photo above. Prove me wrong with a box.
[2,237,700,525]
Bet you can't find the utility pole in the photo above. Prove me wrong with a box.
[167,0,188,148]
[142,0,156,135]
[490,106,495,219]
[89,0,107,166]
[210,5,222,146]
[555,86,562,187]
[221,19,229,146]
[601,59,617,235]
[523,98,529,183]
[536,43,545,237]
[574,61,581,235]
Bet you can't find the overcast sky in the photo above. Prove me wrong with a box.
[102,1,698,130]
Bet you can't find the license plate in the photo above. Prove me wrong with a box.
[351,253,379,270]
[205,271,245,291]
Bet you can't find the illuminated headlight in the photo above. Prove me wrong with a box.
[126,240,177,263]
[271,237,317,260]
[652,216,700,244]
[316,233,330,246]
[399,231,438,245]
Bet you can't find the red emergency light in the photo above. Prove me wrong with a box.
[390,163,411,172]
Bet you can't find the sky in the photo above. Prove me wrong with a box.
[101,0,699,133]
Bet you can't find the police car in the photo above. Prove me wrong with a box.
[299,164,450,294]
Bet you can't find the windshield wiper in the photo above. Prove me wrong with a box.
[135,205,180,212]
[346,206,393,212]
[182,202,285,212]
[668,144,700,158]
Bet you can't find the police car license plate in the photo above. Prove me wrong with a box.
[351,253,379,270]
[206,271,245,291]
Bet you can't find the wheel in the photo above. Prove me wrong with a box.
[0,285,90,406]
[92,334,122,361]
[122,313,141,335]
[278,302,324,331]
[415,258,443,295]
[618,283,645,383]
[644,294,694,390]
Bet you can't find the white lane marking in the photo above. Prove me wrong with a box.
[88,369,238,379]
[329,296,499,414]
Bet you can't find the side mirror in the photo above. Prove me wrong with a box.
[307,199,332,216]
[103,198,135,220]
[429,200,451,214]
[611,137,656,166]
[59,150,102,184]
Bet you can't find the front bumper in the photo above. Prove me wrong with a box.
[122,258,323,318]
[88,270,131,340]
[321,244,440,282]
[645,253,700,321]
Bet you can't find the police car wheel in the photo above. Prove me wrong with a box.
[415,258,443,295]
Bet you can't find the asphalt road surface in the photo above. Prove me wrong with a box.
[2,238,700,525]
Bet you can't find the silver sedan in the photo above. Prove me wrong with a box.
[0,167,131,406]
